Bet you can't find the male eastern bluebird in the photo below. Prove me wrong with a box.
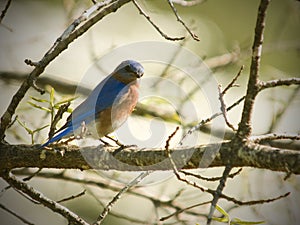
[41,60,144,147]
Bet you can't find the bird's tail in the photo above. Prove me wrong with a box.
[40,126,73,148]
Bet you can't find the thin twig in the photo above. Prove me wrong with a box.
[165,128,207,193]
[250,133,300,143]
[218,84,236,131]
[179,95,245,145]
[23,168,43,181]
[132,0,185,41]
[31,79,45,94]
[87,188,150,224]
[181,168,243,182]
[160,200,211,221]
[167,0,200,41]
[259,77,300,91]
[0,0,12,23]
[93,171,150,224]
[207,165,232,225]
[222,65,244,95]
[57,190,86,203]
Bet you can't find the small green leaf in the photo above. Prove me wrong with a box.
[212,217,228,223]
[212,205,230,223]
[55,96,78,106]
[215,205,229,219]
[231,218,265,225]
[30,96,49,103]
[28,101,51,112]
[50,87,55,107]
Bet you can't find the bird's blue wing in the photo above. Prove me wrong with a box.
[70,76,127,127]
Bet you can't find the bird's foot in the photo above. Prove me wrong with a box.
[112,144,138,156]
[104,135,124,147]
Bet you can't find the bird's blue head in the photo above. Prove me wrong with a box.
[112,60,144,83]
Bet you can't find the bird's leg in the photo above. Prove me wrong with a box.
[99,138,111,146]
[105,135,124,147]
[62,136,76,145]
[79,121,88,138]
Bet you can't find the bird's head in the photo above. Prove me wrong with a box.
[112,60,144,83]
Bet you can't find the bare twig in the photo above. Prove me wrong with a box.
[23,168,43,182]
[57,190,86,203]
[236,0,271,139]
[259,77,300,91]
[218,84,236,131]
[165,131,209,194]
[87,188,150,224]
[94,171,150,224]
[0,0,11,23]
[132,0,185,41]
[250,133,300,143]
[1,171,89,225]
[181,168,243,182]
[222,65,244,95]
[179,95,245,145]
[207,165,232,225]
[160,200,211,221]
[167,0,200,41]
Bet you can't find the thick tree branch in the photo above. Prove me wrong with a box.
[0,141,299,174]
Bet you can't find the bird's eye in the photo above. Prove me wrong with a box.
[125,65,132,72]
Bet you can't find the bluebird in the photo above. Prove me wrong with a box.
[41,60,144,147]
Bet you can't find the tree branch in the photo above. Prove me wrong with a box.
[132,0,185,41]
[236,0,270,139]
[0,0,12,24]
[259,77,300,91]
[0,141,299,174]
[167,0,200,41]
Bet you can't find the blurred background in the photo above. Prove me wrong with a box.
[0,0,299,224]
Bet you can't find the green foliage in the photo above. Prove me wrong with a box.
[26,86,77,142]
[28,86,75,116]
[212,205,265,225]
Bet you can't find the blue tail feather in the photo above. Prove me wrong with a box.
[41,126,73,148]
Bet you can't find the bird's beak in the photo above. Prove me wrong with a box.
[136,69,144,78]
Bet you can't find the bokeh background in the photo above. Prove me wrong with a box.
[0,0,299,224]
